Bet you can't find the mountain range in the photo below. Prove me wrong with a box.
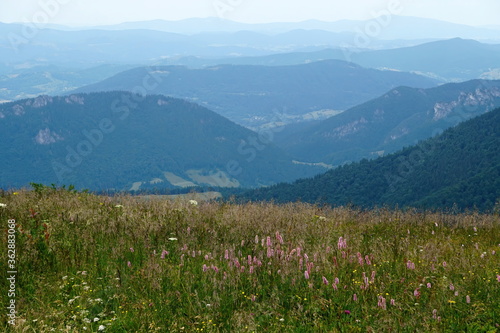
[274,79,500,165]
[73,60,438,128]
[242,107,500,212]
[78,16,500,41]
[0,92,322,190]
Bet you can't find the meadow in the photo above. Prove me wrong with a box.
[0,187,499,332]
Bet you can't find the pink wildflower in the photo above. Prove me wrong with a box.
[357,252,364,266]
[130,247,134,252]
[338,236,347,249]
[353,294,358,301]
[276,231,284,244]
[466,295,471,303]
[322,276,329,285]
[160,250,169,259]
[304,270,310,279]
[390,299,396,306]
[378,296,387,310]
[127,261,131,267]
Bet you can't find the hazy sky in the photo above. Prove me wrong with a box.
[1,0,499,27]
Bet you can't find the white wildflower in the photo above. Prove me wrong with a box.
[0,203,7,208]
[189,200,198,206]
[98,325,105,331]
[114,204,123,208]
[168,237,178,241]
[93,317,99,322]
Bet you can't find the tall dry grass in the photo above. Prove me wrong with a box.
[0,188,499,332]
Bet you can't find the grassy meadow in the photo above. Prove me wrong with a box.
[1,188,499,332]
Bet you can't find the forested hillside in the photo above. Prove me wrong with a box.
[243,107,500,211]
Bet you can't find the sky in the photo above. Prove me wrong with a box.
[1,0,499,27]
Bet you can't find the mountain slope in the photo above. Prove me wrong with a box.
[158,39,500,83]
[242,107,500,211]
[351,38,500,81]
[73,60,438,128]
[0,92,321,190]
[276,79,500,165]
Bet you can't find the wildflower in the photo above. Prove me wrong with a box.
[442,261,447,268]
[427,283,432,288]
[344,310,351,315]
[94,317,100,322]
[276,231,284,244]
[338,237,347,249]
[322,276,329,285]
[357,252,364,266]
[266,236,272,247]
[497,275,500,282]
[432,309,438,319]
[448,300,456,304]
[130,247,134,252]
[98,325,105,331]
[13,192,18,195]
[466,295,471,303]
[406,260,415,270]
[449,283,454,291]
[114,205,123,208]
[189,200,198,206]
[0,203,6,208]
[365,255,372,265]
[160,250,169,259]
[353,294,358,301]
[414,288,421,298]
[202,264,208,272]
[127,261,131,267]
[377,296,387,310]
[168,237,178,241]
[304,270,310,279]
[390,299,396,306]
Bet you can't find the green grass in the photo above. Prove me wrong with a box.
[1,188,499,332]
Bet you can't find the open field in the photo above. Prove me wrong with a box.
[1,188,499,332]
